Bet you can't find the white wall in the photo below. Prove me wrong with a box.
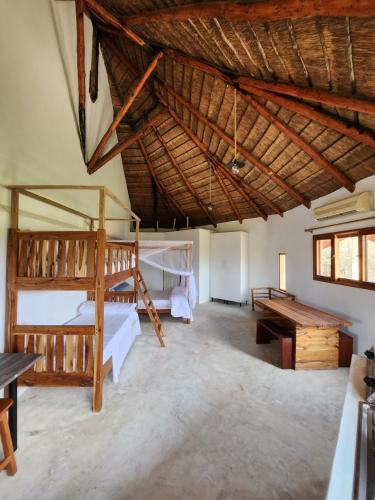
[209,176,375,354]
[0,1,131,350]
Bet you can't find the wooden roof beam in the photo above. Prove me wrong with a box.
[124,1,375,25]
[137,138,190,223]
[75,0,86,160]
[159,82,310,208]
[165,48,375,150]
[152,126,217,227]
[159,97,272,220]
[88,51,163,170]
[88,110,168,174]
[85,0,145,47]
[241,93,355,192]
[212,166,243,224]
[237,76,375,117]
[89,23,99,103]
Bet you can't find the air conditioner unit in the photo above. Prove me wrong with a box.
[314,191,373,220]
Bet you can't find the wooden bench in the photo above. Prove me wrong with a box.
[251,287,296,311]
[256,319,293,369]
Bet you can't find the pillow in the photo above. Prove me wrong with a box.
[78,300,136,316]
[112,281,132,292]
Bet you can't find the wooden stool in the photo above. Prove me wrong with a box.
[0,399,17,476]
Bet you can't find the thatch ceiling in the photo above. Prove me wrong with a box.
[79,1,375,228]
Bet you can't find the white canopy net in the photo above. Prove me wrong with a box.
[138,240,197,309]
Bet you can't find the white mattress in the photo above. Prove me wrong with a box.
[138,289,171,310]
[66,309,141,382]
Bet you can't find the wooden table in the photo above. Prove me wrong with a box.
[0,353,41,450]
[255,299,352,370]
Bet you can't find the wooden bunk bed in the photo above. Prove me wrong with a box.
[6,185,164,412]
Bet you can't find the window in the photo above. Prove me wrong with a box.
[279,253,286,291]
[313,227,375,290]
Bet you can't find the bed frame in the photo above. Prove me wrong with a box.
[5,186,164,412]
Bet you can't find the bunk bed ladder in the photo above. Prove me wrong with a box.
[133,269,165,347]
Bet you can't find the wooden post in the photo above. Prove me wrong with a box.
[98,188,105,230]
[89,24,99,103]
[93,227,105,412]
[75,0,86,160]
[10,189,19,230]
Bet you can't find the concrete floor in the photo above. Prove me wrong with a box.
[0,302,348,500]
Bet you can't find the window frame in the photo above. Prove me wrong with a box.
[279,252,286,291]
[313,226,375,291]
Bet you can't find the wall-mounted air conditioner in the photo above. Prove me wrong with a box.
[314,191,373,220]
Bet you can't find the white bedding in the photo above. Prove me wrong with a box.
[138,286,193,319]
[66,308,141,382]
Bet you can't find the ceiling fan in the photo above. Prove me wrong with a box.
[227,88,245,175]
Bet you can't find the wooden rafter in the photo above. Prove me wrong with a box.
[85,0,145,46]
[237,76,375,117]
[123,0,375,25]
[88,110,168,174]
[160,98,271,220]
[137,138,189,222]
[88,52,163,170]
[212,166,242,223]
[241,93,355,192]
[164,48,375,150]
[158,81,310,208]
[89,24,100,103]
[152,126,217,227]
[75,0,86,159]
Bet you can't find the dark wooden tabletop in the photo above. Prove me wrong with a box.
[0,353,42,388]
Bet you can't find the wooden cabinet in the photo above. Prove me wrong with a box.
[210,231,248,304]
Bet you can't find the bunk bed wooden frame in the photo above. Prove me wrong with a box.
[5,185,164,412]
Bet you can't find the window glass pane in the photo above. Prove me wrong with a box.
[317,239,332,277]
[279,253,286,290]
[364,234,375,283]
[337,236,359,280]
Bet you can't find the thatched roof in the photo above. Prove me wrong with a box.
[79,1,375,228]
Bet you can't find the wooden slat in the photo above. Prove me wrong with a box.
[76,336,84,373]
[85,335,94,375]
[17,240,28,277]
[12,325,95,335]
[77,240,86,277]
[67,240,77,277]
[105,269,133,289]
[17,231,97,240]
[18,372,93,387]
[14,277,96,291]
[57,240,67,277]
[86,240,96,278]
[47,240,56,277]
[65,336,75,373]
[46,336,54,372]
[35,336,45,372]
[55,336,64,372]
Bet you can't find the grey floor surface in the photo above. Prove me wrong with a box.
[0,302,348,500]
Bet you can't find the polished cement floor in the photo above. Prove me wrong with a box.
[0,302,348,500]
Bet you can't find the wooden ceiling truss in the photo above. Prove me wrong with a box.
[72,0,375,227]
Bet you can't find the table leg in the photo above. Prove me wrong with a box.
[8,379,17,451]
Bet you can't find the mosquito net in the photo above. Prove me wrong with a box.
[138,240,197,309]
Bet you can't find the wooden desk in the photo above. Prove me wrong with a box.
[255,299,352,370]
[0,353,41,450]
